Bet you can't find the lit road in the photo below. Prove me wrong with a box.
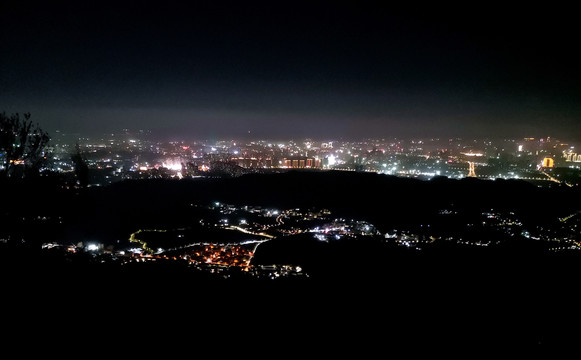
[276,214,285,225]
[541,171,572,187]
[225,226,276,266]
[560,211,581,223]
[226,226,275,239]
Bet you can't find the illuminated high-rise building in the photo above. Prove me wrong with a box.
[542,157,554,168]
[282,157,320,169]
[564,152,581,162]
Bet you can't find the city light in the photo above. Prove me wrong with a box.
[162,159,182,171]
[328,154,336,166]
[4,5,580,345]
[38,134,580,186]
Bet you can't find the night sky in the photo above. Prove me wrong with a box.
[1,2,580,140]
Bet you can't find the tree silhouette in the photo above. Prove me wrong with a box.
[0,112,50,178]
[71,142,89,188]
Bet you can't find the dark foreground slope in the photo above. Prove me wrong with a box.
[2,172,580,349]
[55,170,581,243]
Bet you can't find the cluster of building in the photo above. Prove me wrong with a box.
[38,199,581,280]
[181,243,253,267]
[46,130,581,187]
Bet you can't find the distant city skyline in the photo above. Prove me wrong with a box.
[50,127,580,145]
[2,2,580,140]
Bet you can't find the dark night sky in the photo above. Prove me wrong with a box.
[1,1,580,140]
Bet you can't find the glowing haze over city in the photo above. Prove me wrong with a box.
[1,3,580,141]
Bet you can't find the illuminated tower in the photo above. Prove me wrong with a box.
[460,151,483,178]
[467,161,476,177]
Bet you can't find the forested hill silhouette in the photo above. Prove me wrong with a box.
[3,171,579,249]
[3,171,581,347]
[92,170,578,230]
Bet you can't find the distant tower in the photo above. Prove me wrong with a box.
[467,161,476,177]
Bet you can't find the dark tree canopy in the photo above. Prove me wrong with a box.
[0,112,50,178]
[71,142,89,187]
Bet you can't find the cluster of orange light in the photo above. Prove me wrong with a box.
[187,244,253,266]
